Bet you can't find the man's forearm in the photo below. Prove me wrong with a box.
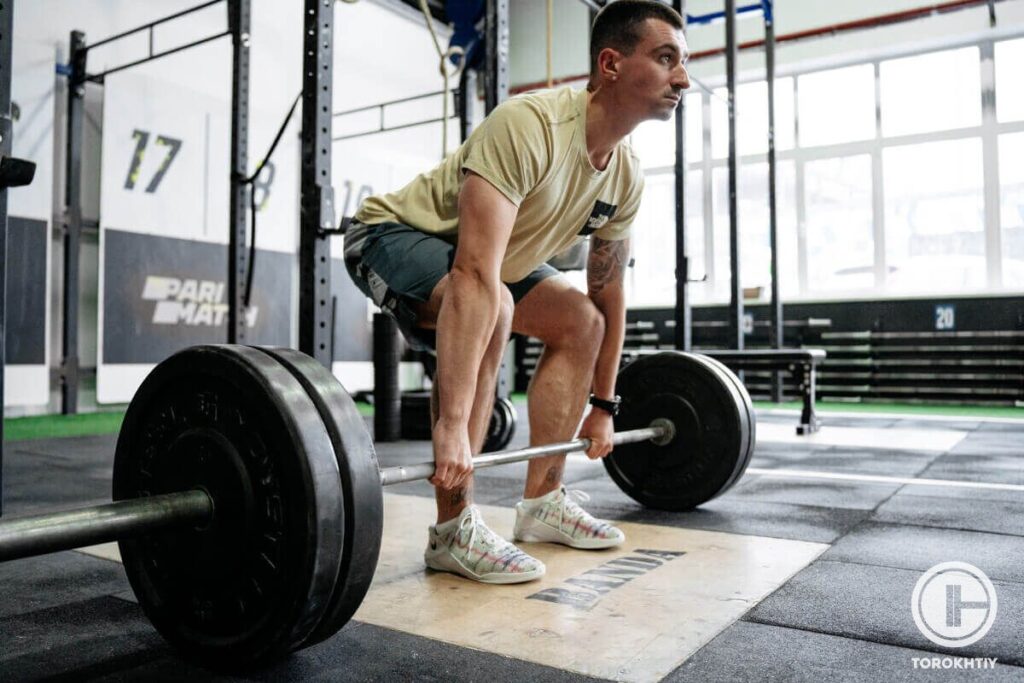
[589,287,626,400]
[434,267,501,426]
[586,236,631,400]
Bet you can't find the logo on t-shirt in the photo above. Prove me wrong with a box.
[578,200,618,236]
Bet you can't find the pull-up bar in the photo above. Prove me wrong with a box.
[687,0,772,27]
[72,0,229,83]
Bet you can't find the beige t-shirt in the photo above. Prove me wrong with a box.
[355,87,643,283]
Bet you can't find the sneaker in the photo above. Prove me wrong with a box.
[513,487,625,550]
[424,505,546,584]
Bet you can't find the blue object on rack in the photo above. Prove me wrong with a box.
[446,0,485,70]
[686,0,770,26]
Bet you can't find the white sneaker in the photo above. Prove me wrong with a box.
[513,487,625,550]
[424,505,545,584]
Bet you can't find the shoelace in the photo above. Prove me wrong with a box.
[457,506,507,569]
[557,488,592,534]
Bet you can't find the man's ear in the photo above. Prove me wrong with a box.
[597,47,622,82]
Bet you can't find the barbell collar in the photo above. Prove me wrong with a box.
[0,490,214,563]
[378,422,671,487]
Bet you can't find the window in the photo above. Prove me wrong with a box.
[797,65,875,147]
[630,93,703,169]
[711,78,795,158]
[627,170,704,307]
[995,38,1024,122]
[1000,132,1024,288]
[711,160,797,301]
[884,139,986,293]
[881,47,981,136]
[804,155,874,292]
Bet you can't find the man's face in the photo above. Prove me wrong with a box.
[614,19,690,122]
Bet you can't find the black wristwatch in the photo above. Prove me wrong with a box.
[588,394,621,417]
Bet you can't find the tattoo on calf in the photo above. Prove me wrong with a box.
[587,237,630,294]
[449,489,467,506]
[544,465,563,485]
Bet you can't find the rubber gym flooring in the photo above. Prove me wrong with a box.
[2,405,1023,681]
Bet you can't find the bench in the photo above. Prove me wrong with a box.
[622,348,827,435]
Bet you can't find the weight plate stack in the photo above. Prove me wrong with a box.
[113,345,344,668]
[258,347,384,648]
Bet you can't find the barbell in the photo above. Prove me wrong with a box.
[0,345,754,669]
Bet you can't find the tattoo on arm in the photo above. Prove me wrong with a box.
[587,237,630,295]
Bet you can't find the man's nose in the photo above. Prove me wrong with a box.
[675,65,691,91]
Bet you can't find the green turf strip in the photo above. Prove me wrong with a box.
[4,411,126,441]
[5,402,376,442]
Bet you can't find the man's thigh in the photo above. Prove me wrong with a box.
[344,221,454,347]
[511,275,596,344]
[419,262,561,331]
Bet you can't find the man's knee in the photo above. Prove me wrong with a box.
[549,298,605,352]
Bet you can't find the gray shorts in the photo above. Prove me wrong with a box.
[344,220,559,351]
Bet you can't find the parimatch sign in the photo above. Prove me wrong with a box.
[100,228,291,364]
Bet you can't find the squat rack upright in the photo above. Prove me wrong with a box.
[675,0,783,399]
[59,0,254,414]
[297,0,509,366]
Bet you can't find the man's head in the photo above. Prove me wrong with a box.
[588,0,690,121]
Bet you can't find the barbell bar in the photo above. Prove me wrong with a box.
[0,420,675,562]
[0,491,212,562]
[378,418,676,485]
[0,344,754,668]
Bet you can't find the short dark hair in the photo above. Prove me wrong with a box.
[589,0,684,86]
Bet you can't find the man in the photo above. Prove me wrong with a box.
[345,0,689,584]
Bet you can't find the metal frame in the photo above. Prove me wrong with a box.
[60,0,246,412]
[61,31,86,414]
[332,89,460,142]
[724,0,743,350]
[0,0,13,515]
[298,0,335,367]
[764,1,783,400]
[485,0,511,401]
[82,0,229,83]
[227,0,251,343]
[673,0,691,351]
[484,0,510,114]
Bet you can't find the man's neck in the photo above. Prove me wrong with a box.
[585,89,637,171]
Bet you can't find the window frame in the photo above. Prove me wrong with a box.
[630,29,1024,307]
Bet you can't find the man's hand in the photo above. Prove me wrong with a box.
[430,420,474,489]
[579,409,615,459]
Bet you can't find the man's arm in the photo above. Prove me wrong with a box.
[586,236,630,402]
[430,172,516,489]
[577,235,629,459]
